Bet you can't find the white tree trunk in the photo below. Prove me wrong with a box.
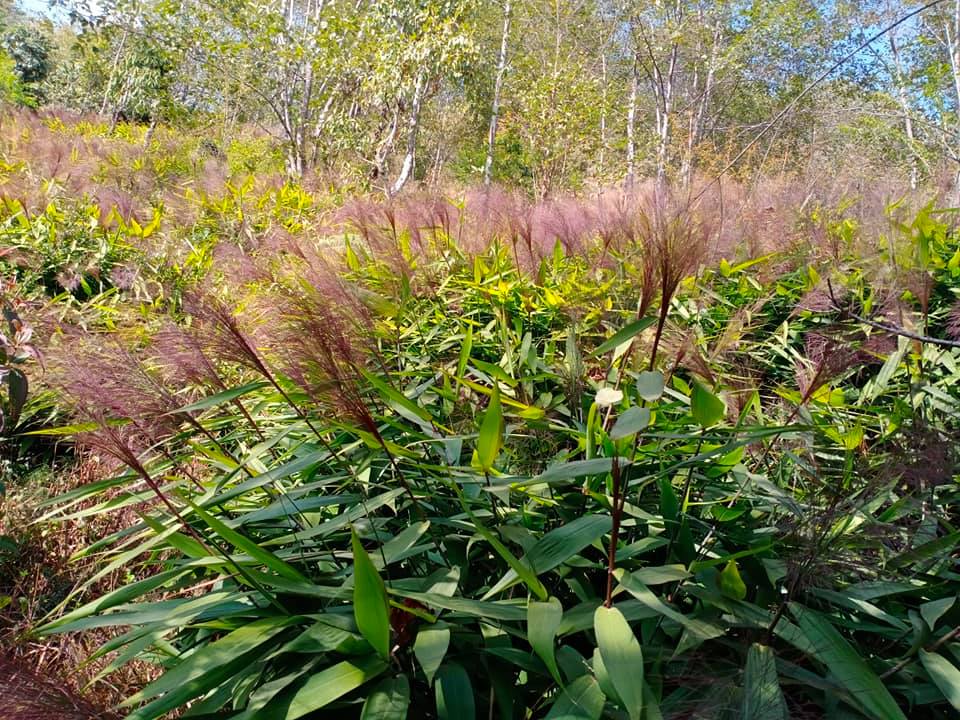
[681,17,720,188]
[889,31,919,189]
[944,1,960,201]
[599,48,607,177]
[373,103,401,182]
[391,70,426,196]
[100,30,128,118]
[625,55,638,187]
[654,42,677,189]
[484,0,512,187]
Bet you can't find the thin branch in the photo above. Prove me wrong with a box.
[841,310,960,349]
[880,624,960,679]
[827,279,960,349]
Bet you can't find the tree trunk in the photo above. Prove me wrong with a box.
[100,30,128,117]
[599,47,607,177]
[484,0,512,187]
[681,17,720,188]
[373,102,401,182]
[390,70,426,196]
[944,1,960,201]
[654,41,677,189]
[625,54,638,188]
[889,31,919,189]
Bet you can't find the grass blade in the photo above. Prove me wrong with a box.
[436,662,476,720]
[352,529,391,659]
[528,597,563,683]
[742,644,788,720]
[919,650,960,711]
[594,605,643,720]
[790,603,906,720]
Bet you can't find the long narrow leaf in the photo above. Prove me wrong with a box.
[790,603,906,720]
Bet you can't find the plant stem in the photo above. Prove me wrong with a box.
[604,455,623,608]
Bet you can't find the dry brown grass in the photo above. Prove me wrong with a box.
[0,654,118,720]
[0,454,159,715]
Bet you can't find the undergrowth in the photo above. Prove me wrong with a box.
[0,109,957,720]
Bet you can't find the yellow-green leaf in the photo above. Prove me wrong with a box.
[476,384,503,472]
[719,560,747,600]
[691,381,725,428]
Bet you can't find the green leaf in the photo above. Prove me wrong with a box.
[591,647,619,703]
[122,616,300,720]
[263,488,406,546]
[594,605,644,720]
[632,565,690,585]
[921,597,955,631]
[477,384,503,471]
[472,358,517,386]
[22,421,103,436]
[436,662,475,720]
[374,520,432,569]
[545,674,605,719]
[188,502,308,584]
[888,531,960,570]
[485,515,609,598]
[919,650,960,711]
[352,529,391,660]
[790,603,906,720]
[558,599,658,637]
[719,560,748,600]
[390,590,526,621]
[46,592,252,635]
[642,681,663,720]
[345,237,361,270]
[741,644,788,720]
[253,655,388,719]
[472,517,548,600]
[635,370,665,401]
[43,566,188,631]
[6,368,27,420]
[414,624,450,686]
[282,617,365,655]
[535,458,615,485]
[174,381,268,413]
[528,597,563,683]
[361,675,411,720]
[457,324,473,382]
[615,571,725,647]
[526,514,611,573]
[593,317,655,355]
[363,370,434,428]
[610,407,651,440]
[691,381,725,428]
[659,477,679,527]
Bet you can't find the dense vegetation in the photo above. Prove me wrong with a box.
[0,0,959,719]
[2,0,959,194]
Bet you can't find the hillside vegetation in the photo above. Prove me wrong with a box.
[0,0,959,719]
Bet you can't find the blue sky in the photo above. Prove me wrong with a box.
[17,0,69,20]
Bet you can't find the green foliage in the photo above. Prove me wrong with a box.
[26,193,960,720]
[1,25,50,105]
[0,48,29,106]
[1,26,49,84]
